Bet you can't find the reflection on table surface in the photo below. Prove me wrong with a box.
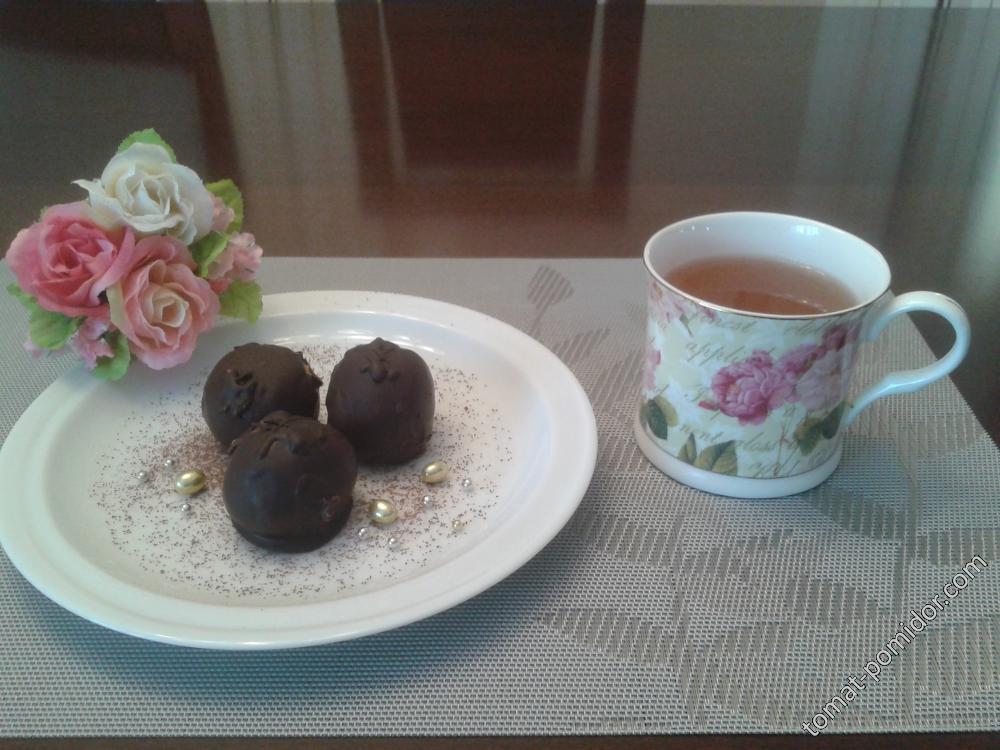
[1,0,997,445]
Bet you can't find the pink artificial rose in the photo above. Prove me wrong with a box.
[207,232,263,295]
[107,235,219,370]
[643,338,662,392]
[795,347,848,412]
[210,195,236,234]
[70,318,114,370]
[6,202,137,318]
[698,350,795,426]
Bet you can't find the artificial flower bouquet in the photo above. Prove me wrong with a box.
[5,129,262,380]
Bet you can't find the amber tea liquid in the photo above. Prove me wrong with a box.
[663,256,856,315]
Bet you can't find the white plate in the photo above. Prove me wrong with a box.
[0,291,596,650]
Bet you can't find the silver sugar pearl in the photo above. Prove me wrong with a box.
[461,478,473,489]
[137,470,149,483]
[387,536,399,548]
[422,495,433,507]
[163,458,176,469]
[357,527,369,539]
[181,502,191,512]
[452,518,466,531]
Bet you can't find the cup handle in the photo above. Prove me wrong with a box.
[844,291,970,427]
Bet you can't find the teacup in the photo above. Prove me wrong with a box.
[634,212,970,498]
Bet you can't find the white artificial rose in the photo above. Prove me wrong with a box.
[74,143,214,245]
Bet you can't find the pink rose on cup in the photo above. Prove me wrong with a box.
[650,282,689,325]
[106,235,218,369]
[822,324,847,352]
[744,350,775,369]
[644,337,662,392]
[777,343,824,379]
[771,322,862,411]
[6,202,136,319]
[699,350,795,425]
[795,347,848,412]
[207,232,263,294]
[823,321,862,371]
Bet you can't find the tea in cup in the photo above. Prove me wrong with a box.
[635,212,970,498]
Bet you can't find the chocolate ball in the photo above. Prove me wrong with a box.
[223,412,357,552]
[326,337,435,464]
[202,343,322,448]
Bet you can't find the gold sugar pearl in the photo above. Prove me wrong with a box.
[421,460,448,484]
[174,469,206,496]
[368,499,398,526]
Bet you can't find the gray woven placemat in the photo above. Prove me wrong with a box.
[1,258,998,736]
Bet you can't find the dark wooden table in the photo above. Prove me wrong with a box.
[1,1,997,746]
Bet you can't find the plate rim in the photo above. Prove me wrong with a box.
[0,290,597,649]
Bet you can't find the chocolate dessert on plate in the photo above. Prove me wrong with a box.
[326,337,435,464]
[223,411,357,552]
[202,343,322,448]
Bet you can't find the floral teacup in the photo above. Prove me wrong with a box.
[635,212,970,498]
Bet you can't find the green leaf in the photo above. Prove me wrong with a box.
[29,308,83,350]
[794,415,824,455]
[643,395,679,441]
[7,283,34,310]
[693,440,738,475]
[117,128,177,161]
[92,331,131,381]
[219,280,262,323]
[794,402,847,455]
[678,433,698,464]
[643,398,670,440]
[654,395,679,427]
[9,284,83,350]
[190,232,230,277]
[206,178,244,233]
[820,401,846,439]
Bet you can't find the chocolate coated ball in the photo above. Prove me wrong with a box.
[202,343,322,448]
[223,412,357,552]
[326,338,434,464]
